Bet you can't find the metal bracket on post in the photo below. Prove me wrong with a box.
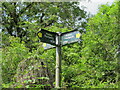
[55,32,62,88]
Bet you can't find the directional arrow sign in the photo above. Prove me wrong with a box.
[61,30,81,45]
[38,29,58,46]
[42,43,55,50]
[37,29,81,88]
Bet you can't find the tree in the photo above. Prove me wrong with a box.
[2,2,87,51]
[1,1,88,88]
[78,1,119,88]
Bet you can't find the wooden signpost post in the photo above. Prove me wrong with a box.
[37,29,81,88]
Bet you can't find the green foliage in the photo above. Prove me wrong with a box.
[2,2,87,88]
[2,36,30,84]
[2,1,120,89]
[2,2,87,51]
[59,1,120,88]
[78,1,119,88]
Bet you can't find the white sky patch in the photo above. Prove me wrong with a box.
[80,0,115,15]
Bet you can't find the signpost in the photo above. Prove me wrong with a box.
[38,29,58,46]
[37,29,81,88]
[61,30,81,45]
[42,43,55,50]
[55,32,61,88]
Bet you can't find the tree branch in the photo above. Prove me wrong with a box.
[18,2,34,17]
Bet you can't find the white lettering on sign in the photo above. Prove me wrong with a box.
[63,36,74,39]
[44,34,54,39]
[46,33,53,37]
[64,33,72,37]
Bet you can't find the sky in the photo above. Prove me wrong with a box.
[80,0,115,15]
